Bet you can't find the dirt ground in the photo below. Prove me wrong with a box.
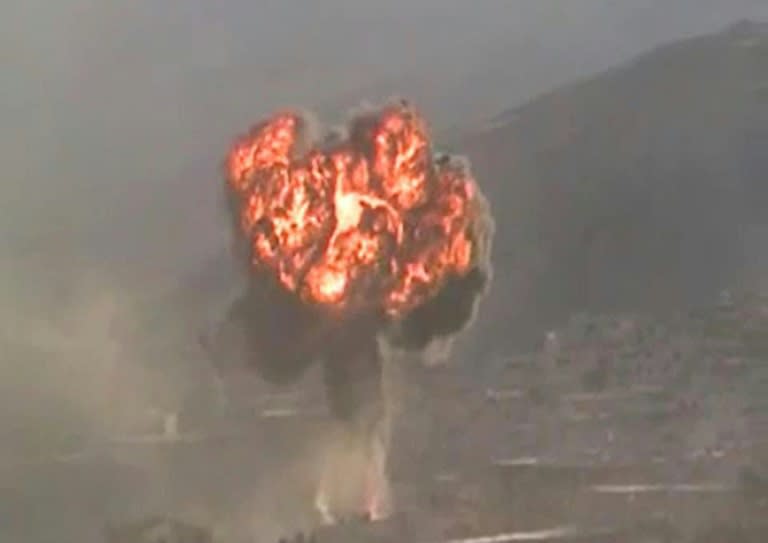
[3,293,768,543]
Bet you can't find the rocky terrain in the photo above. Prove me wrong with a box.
[87,289,768,543]
[378,289,768,542]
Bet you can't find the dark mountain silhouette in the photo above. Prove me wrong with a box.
[457,20,768,353]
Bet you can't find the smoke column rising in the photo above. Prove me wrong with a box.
[211,99,493,521]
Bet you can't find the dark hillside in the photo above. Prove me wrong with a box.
[459,21,768,352]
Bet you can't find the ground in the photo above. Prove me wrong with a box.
[3,291,767,542]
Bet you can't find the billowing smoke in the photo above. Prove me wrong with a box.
[210,99,493,521]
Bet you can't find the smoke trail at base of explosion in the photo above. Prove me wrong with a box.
[313,419,393,524]
[315,330,393,522]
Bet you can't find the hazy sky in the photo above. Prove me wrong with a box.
[4,0,767,283]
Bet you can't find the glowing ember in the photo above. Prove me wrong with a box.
[226,102,481,318]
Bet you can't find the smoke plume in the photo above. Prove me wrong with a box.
[210,99,494,520]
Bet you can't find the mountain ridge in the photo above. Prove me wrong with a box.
[456,20,768,353]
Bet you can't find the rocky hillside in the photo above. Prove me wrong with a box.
[459,20,768,353]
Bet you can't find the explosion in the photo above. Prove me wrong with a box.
[226,101,479,319]
[214,99,493,523]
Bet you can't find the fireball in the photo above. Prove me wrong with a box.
[225,101,482,319]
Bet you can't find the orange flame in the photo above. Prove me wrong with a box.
[226,103,478,318]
